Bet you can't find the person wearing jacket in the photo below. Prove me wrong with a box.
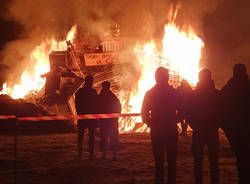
[75,75,99,160]
[99,81,121,160]
[186,69,220,184]
[221,63,250,184]
[141,67,181,184]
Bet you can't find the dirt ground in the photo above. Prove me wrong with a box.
[0,129,238,184]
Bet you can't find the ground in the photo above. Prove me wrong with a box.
[0,130,238,184]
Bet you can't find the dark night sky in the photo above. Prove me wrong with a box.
[0,0,250,88]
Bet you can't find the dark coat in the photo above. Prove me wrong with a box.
[141,84,181,135]
[186,80,220,136]
[221,74,250,137]
[75,86,98,128]
[99,89,121,152]
[75,86,98,115]
[98,89,121,114]
[177,82,192,120]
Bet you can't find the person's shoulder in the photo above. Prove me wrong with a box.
[214,87,220,94]
[145,86,156,96]
[177,85,182,91]
[141,87,154,101]
[222,78,234,91]
[108,90,119,99]
[90,87,97,94]
[76,87,84,95]
[244,78,250,87]
[92,88,97,92]
[189,88,198,97]
[172,86,178,92]
[167,85,178,94]
[112,93,120,103]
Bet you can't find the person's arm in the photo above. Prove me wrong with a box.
[176,89,184,122]
[93,89,100,114]
[185,92,195,129]
[141,92,152,127]
[110,93,122,113]
[74,89,81,114]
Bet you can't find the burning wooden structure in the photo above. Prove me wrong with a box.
[37,23,131,126]
[0,18,204,133]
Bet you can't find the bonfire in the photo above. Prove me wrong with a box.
[0,7,204,133]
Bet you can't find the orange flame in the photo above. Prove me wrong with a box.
[119,19,204,133]
[0,13,203,134]
[0,25,77,99]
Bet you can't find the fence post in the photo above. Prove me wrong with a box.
[14,118,18,184]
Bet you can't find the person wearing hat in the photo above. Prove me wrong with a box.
[221,63,250,184]
[98,81,121,160]
[141,67,181,184]
[186,68,220,184]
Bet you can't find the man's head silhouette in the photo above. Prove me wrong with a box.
[155,67,169,86]
[102,81,111,91]
[233,63,247,77]
[85,75,93,87]
[199,68,212,84]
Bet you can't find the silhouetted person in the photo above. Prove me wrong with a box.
[177,79,192,135]
[75,75,98,160]
[221,63,250,184]
[141,67,181,184]
[99,81,121,160]
[186,69,220,184]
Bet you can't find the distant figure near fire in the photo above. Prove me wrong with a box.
[186,69,220,184]
[99,81,121,160]
[221,63,250,184]
[177,79,192,136]
[141,67,181,184]
[75,75,98,160]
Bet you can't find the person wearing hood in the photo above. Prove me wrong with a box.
[99,81,121,160]
[221,63,250,184]
[186,68,220,184]
[141,67,181,184]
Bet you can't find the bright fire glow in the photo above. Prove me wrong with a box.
[0,13,203,133]
[119,23,204,133]
[162,23,203,86]
[0,25,77,99]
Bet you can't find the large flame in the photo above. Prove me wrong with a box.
[162,23,203,86]
[0,25,77,99]
[119,22,204,133]
[0,16,202,134]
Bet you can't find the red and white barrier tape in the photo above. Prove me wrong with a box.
[0,115,16,119]
[0,113,141,121]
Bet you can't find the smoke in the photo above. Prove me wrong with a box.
[203,0,250,88]
[0,0,173,85]
[2,0,247,89]
[5,0,174,44]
